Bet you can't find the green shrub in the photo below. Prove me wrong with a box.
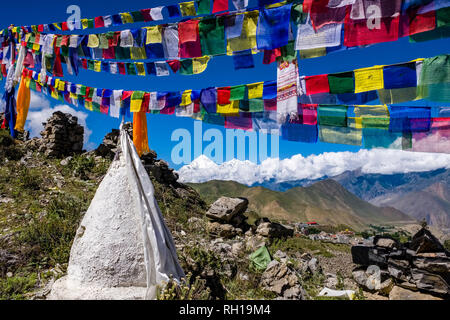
[444,239,450,251]
[18,194,85,266]
[67,155,95,179]
[0,274,37,300]
[17,167,42,191]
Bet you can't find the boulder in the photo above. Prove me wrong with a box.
[256,222,294,239]
[389,286,443,300]
[260,260,304,300]
[206,197,249,223]
[207,222,240,239]
[409,228,447,254]
[411,269,450,296]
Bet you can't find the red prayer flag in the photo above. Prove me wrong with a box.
[160,106,176,115]
[118,62,126,75]
[95,16,105,28]
[167,60,181,73]
[301,104,318,125]
[81,59,88,69]
[305,75,330,95]
[142,93,150,113]
[52,47,64,77]
[122,91,133,101]
[103,47,116,59]
[310,0,347,30]
[61,22,69,31]
[141,9,153,22]
[179,20,202,58]
[217,87,231,105]
[400,8,436,37]
[263,48,281,65]
[264,98,277,111]
[344,13,400,47]
[213,0,229,14]
[38,25,44,32]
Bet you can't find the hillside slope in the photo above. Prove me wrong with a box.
[189,179,415,231]
[333,169,450,230]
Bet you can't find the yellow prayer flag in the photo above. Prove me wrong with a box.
[120,12,134,24]
[300,47,326,59]
[81,19,89,30]
[130,98,143,113]
[94,61,102,72]
[58,80,66,92]
[217,100,240,115]
[192,56,210,74]
[51,89,59,100]
[85,100,93,111]
[227,11,258,55]
[146,26,162,44]
[180,2,197,17]
[52,23,61,30]
[24,33,31,42]
[181,90,193,106]
[247,82,264,99]
[130,47,147,60]
[70,92,78,100]
[266,1,287,8]
[354,66,384,93]
[32,42,40,51]
[136,63,146,76]
[87,34,99,48]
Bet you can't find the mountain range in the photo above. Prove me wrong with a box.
[189,168,450,232]
[189,179,414,231]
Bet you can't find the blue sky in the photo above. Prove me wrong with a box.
[1,0,450,171]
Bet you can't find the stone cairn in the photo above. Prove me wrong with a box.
[38,111,84,158]
[351,228,450,299]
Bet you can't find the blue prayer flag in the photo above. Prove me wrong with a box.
[256,3,292,50]
[233,50,254,70]
[201,88,217,114]
[263,81,277,100]
[383,62,417,89]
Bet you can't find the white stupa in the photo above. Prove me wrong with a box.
[49,130,184,300]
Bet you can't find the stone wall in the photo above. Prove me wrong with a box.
[38,111,84,158]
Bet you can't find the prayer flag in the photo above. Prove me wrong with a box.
[247,82,264,99]
[256,4,293,50]
[199,17,226,56]
[305,75,330,95]
[179,20,202,58]
[383,62,417,89]
[233,50,254,69]
[354,66,384,93]
[197,0,211,14]
[318,105,348,127]
[213,0,229,13]
[180,2,197,16]
[328,72,355,94]
[146,26,163,44]
[230,85,246,101]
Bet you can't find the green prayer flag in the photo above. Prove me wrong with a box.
[410,25,450,43]
[87,19,95,29]
[278,41,297,63]
[115,46,131,60]
[230,85,246,101]
[247,99,264,113]
[132,91,145,100]
[92,100,101,112]
[60,45,69,57]
[437,7,450,28]
[328,72,355,94]
[196,0,211,15]
[131,10,145,22]
[88,60,95,71]
[249,246,272,271]
[199,17,226,56]
[80,85,87,96]
[318,106,348,127]
[180,59,194,75]
[126,62,137,75]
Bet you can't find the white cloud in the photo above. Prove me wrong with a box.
[177,149,450,185]
[24,91,93,150]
